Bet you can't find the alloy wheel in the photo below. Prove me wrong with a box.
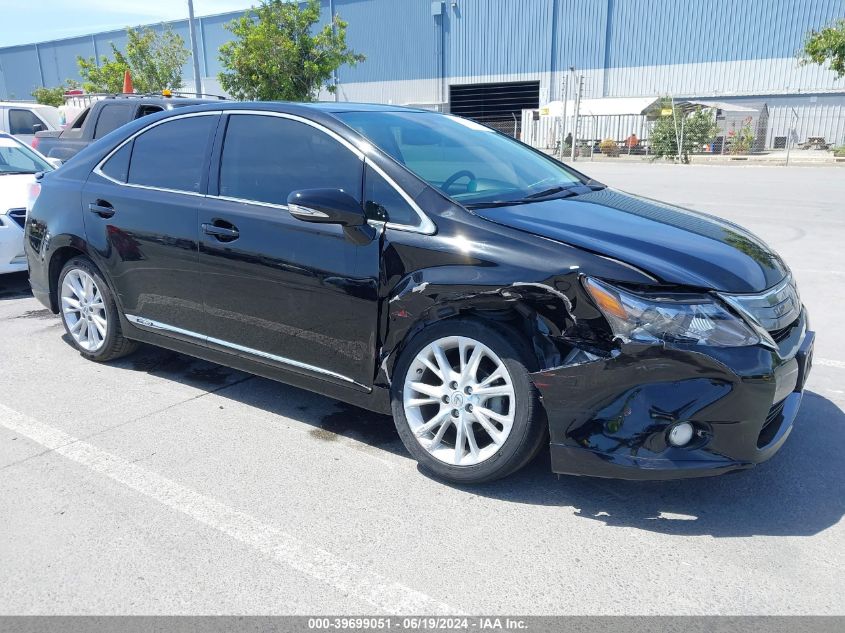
[61,269,108,352]
[403,335,516,466]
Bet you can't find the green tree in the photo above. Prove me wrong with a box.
[218,0,365,101]
[77,26,190,93]
[801,18,845,78]
[31,80,78,107]
[648,100,718,164]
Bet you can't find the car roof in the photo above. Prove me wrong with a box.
[157,101,436,118]
[0,102,57,109]
[298,102,430,114]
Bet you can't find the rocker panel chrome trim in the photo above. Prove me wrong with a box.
[125,314,370,392]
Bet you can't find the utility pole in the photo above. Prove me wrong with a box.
[330,0,339,101]
[187,0,202,95]
[785,107,798,167]
[570,73,584,162]
[558,75,568,161]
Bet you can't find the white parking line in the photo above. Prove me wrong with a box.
[0,402,456,616]
[816,358,845,370]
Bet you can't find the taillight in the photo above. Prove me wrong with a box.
[26,181,41,217]
[30,136,39,149]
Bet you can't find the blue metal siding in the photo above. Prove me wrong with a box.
[606,0,845,68]
[1,0,844,100]
[0,45,43,99]
[334,0,436,83]
[444,0,554,78]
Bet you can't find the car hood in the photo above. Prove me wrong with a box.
[472,188,788,293]
[0,173,38,210]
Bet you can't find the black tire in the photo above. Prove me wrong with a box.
[58,256,138,362]
[391,318,547,484]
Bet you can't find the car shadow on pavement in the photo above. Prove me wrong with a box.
[80,342,845,538]
[104,343,407,457]
[453,390,845,538]
[0,272,31,300]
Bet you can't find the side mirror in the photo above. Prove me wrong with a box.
[287,189,366,227]
[32,123,44,133]
[46,157,63,169]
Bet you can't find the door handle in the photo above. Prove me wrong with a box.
[88,201,115,218]
[202,222,240,241]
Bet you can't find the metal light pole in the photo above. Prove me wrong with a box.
[558,75,568,161]
[570,73,583,162]
[187,0,202,95]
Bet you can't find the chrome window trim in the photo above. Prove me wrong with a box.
[222,110,436,235]
[91,108,437,235]
[92,110,223,192]
[125,314,370,392]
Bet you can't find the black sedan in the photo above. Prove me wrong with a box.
[24,102,813,483]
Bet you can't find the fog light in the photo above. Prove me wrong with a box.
[668,422,694,447]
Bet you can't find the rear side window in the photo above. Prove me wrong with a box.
[128,115,217,193]
[218,114,361,206]
[9,109,44,135]
[364,164,418,226]
[100,142,132,183]
[136,105,164,119]
[93,104,133,139]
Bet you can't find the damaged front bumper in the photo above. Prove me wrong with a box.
[531,311,815,480]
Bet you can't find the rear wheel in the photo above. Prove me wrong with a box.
[58,257,137,362]
[392,319,546,483]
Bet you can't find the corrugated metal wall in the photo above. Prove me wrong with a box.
[1,0,843,142]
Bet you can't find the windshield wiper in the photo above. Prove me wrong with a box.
[0,171,38,176]
[466,186,580,209]
[524,185,575,199]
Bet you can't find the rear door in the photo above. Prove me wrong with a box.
[197,111,381,390]
[82,111,220,339]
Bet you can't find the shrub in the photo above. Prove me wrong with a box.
[599,138,619,156]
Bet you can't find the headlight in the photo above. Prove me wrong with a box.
[583,277,760,347]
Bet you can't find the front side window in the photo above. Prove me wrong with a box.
[9,109,44,135]
[364,164,418,226]
[337,111,582,206]
[127,115,217,193]
[218,114,361,206]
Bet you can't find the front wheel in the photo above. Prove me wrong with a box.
[391,319,547,484]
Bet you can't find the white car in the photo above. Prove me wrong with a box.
[0,133,55,274]
[0,103,63,146]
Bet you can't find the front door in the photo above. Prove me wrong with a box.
[82,112,220,338]
[198,112,381,390]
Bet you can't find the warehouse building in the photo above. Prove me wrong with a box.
[1,0,843,148]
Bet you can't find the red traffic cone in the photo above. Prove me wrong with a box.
[122,70,134,94]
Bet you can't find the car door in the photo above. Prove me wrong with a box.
[7,108,49,145]
[198,111,381,391]
[82,111,220,339]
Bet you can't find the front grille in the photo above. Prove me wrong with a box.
[757,399,786,448]
[7,208,26,229]
[719,276,801,333]
[769,319,798,343]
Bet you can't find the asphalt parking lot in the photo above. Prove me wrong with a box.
[1,163,843,616]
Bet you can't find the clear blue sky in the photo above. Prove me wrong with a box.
[0,1,254,47]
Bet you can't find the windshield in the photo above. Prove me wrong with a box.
[336,111,582,205]
[0,136,52,174]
